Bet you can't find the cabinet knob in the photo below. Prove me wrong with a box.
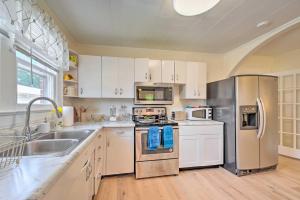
[145,73,148,80]
[114,88,118,95]
[120,88,123,95]
[98,157,102,162]
[198,89,200,96]
[98,145,101,150]
[98,134,102,139]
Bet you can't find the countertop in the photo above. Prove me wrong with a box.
[175,120,224,126]
[0,121,135,200]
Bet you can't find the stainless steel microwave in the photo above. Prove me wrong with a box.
[134,83,174,105]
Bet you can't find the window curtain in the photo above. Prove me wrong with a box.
[0,0,69,71]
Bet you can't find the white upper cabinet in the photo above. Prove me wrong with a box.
[134,58,162,83]
[197,62,207,99]
[174,61,187,84]
[118,58,135,98]
[134,58,150,82]
[180,61,207,99]
[161,60,175,83]
[102,57,134,98]
[102,56,118,98]
[149,59,162,83]
[78,55,102,98]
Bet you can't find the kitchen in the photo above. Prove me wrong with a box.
[0,0,300,200]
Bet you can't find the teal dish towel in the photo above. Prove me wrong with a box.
[162,125,173,149]
[148,126,160,150]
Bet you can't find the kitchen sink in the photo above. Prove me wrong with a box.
[37,130,94,142]
[22,139,79,157]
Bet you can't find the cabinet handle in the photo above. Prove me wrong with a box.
[114,88,118,95]
[107,140,110,147]
[80,88,83,95]
[149,73,152,81]
[120,88,123,95]
[145,73,148,80]
[98,145,101,150]
[98,157,102,162]
[98,134,102,139]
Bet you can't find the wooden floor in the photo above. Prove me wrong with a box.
[96,156,300,200]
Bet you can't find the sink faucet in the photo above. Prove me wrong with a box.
[23,97,62,141]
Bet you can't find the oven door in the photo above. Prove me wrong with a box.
[135,127,179,161]
[135,84,174,105]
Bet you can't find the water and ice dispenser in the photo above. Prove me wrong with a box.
[240,105,258,130]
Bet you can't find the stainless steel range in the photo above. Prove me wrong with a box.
[133,107,179,179]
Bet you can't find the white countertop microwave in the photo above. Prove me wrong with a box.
[185,107,212,120]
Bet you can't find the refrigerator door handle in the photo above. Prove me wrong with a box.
[260,97,267,139]
[257,97,265,139]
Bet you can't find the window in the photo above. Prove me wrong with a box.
[16,50,58,105]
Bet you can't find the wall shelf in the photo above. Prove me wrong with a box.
[64,79,78,84]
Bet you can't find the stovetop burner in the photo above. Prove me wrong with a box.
[132,107,178,127]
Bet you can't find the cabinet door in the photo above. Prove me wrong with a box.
[181,62,199,99]
[118,58,134,98]
[161,60,175,83]
[197,62,207,99]
[105,129,134,175]
[179,135,200,168]
[149,59,162,83]
[134,58,149,82]
[174,61,186,84]
[199,134,223,166]
[102,57,119,98]
[78,55,101,98]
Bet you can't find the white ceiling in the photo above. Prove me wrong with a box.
[45,0,300,53]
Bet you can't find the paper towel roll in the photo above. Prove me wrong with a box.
[63,106,74,127]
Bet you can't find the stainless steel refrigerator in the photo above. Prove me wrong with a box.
[207,75,278,176]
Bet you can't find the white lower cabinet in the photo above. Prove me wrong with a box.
[94,130,105,194]
[179,135,199,168]
[43,141,95,200]
[179,124,223,168]
[105,128,134,175]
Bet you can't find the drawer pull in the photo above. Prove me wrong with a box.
[98,146,101,150]
[98,157,102,162]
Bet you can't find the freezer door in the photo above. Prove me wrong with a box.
[236,76,260,170]
[259,76,278,168]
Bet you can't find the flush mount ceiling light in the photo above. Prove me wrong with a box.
[173,0,220,16]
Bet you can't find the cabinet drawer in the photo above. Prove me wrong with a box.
[179,125,223,136]
[107,127,134,137]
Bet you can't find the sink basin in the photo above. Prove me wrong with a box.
[22,139,79,157]
[37,129,94,142]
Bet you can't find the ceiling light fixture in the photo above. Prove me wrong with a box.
[173,0,220,16]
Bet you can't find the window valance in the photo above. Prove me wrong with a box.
[0,0,69,70]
